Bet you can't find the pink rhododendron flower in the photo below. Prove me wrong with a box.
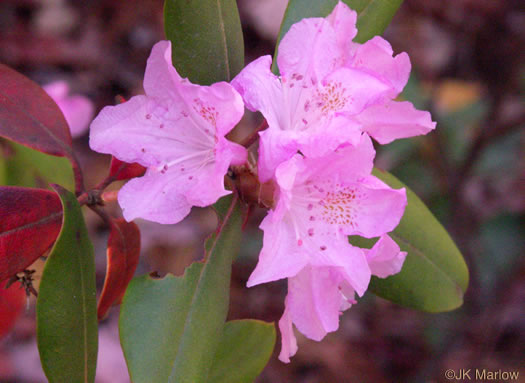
[90,40,247,224]
[278,234,407,362]
[44,81,94,138]
[245,135,407,361]
[232,1,436,182]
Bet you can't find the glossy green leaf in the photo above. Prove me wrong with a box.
[120,195,243,383]
[36,185,98,383]
[208,320,275,383]
[164,0,244,84]
[351,169,469,312]
[2,141,74,190]
[273,0,403,73]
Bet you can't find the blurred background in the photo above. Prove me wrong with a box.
[0,0,524,382]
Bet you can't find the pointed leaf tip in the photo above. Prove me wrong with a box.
[108,157,147,181]
[97,218,141,320]
[0,186,62,282]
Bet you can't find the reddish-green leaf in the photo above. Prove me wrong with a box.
[0,280,26,339]
[0,64,73,158]
[108,157,147,181]
[97,218,141,320]
[0,186,62,282]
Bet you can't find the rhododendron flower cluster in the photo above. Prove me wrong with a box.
[233,1,435,362]
[89,1,435,364]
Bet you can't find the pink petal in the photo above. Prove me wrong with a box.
[357,100,437,144]
[117,169,193,224]
[278,296,298,363]
[298,116,362,158]
[326,1,358,58]
[90,96,181,167]
[231,55,284,130]
[185,139,238,207]
[287,266,343,341]
[322,67,391,116]
[44,81,94,138]
[222,140,247,166]
[339,281,357,311]
[277,17,340,82]
[299,134,376,182]
[183,81,245,136]
[43,81,68,99]
[307,241,370,297]
[342,176,407,238]
[59,95,94,138]
[247,211,308,287]
[350,36,411,96]
[258,128,298,182]
[366,234,407,278]
[145,40,245,136]
[143,40,183,103]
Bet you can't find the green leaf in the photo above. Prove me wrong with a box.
[36,184,98,383]
[119,195,243,383]
[208,320,276,383]
[164,0,244,84]
[352,169,469,312]
[1,141,74,190]
[273,0,403,73]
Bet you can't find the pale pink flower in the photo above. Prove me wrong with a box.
[44,81,94,138]
[278,234,407,362]
[90,41,246,224]
[232,1,435,182]
[245,136,407,361]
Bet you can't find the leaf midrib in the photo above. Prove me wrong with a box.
[0,211,62,239]
[168,195,238,382]
[216,0,230,81]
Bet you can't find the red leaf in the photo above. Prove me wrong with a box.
[97,218,140,320]
[0,186,63,281]
[0,280,26,339]
[0,64,73,157]
[109,157,147,181]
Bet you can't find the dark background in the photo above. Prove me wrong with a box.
[0,0,524,382]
